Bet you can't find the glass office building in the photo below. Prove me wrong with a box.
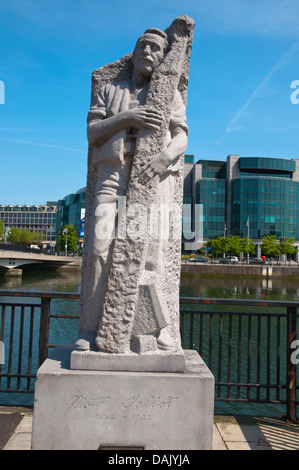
[54,155,299,251]
[184,154,299,245]
[230,157,299,239]
[197,160,226,239]
[183,157,227,245]
[56,188,86,240]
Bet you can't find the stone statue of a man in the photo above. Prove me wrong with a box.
[76,17,194,361]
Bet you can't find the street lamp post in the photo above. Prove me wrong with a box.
[63,228,68,257]
[246,217,250,264]
[4,228,10,244]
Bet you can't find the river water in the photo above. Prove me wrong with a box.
[0,269,298,416]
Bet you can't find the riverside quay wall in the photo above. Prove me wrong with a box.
[181,262,299,277]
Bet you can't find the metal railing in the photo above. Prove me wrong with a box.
[0,291,80,395]
[0,290,298,422]
[180,297,298,422]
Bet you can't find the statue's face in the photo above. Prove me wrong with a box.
[133,33,166,79]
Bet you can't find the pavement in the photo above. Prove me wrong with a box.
[0,407,298,450]
[213,415,299,450]
[0,407,33,451]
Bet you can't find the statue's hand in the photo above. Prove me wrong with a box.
[122,106,163,131]
[138,151,171,184]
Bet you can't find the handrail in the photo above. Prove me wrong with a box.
[0,290,298,307]
[0,290,80,299]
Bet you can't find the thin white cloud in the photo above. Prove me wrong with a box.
[0,137,85,153]
[217,42,299,145]
[0,128,39,132]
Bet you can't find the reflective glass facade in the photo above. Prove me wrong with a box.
[198,160,227,179]
[231,156,299,239]
[196,160,226,239]
[232,177,299,239]
[52,156,299,248]
[56,188,86,237]
[199,179,226,239]
[239,157,295,173]
[184,155,299,243]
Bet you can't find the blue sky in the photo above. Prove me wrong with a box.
[1,0,299,205]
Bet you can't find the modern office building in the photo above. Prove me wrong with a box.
[228,156,299,240]
[184,154,299,246]
[54,155,299,251]
[184,156,227,244]
[0,202,57,242]
[55,188,86,243]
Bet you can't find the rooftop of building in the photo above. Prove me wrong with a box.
[0,203,57,212]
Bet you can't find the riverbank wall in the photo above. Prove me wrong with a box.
[181,262,299,278]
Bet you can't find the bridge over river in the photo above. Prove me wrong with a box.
[0,250,82,276]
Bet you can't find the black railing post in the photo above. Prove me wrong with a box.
[286,306,297,423]
[38,297,51,367]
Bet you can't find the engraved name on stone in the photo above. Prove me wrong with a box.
[76,354,121,361]
[122,394,178,409]
[68,393,179,422]
[69,394,111,409]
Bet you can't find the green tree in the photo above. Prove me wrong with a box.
[279,237,296,262]
[57,225,78,254]
[206,237,228,258]
[7,228,22,245]
[0,219,4,241]
[226,235,242,256]
[6,228,45,246]
[207,235,256,260]
[19,229,33,245]
[206,236,240,258]
[31,231,45,244]
[261,235,279,258]
[240,237,256,259]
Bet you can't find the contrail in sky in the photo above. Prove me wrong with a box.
[217,41,299,145]
[0,137,85,153]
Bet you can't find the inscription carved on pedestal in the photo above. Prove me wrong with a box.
[68,392,179,423]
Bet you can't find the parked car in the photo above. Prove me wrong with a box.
[189,256,207,263]
[249,258,265,265]
[219,256,239,264]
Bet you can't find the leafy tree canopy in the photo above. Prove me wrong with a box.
[278,237,296,257]
[206,235,255,257]
[6,228,45,246]
[239,237,256,255]
[57,225,78,253]
[261,235,280,257]
[0,219,4,240]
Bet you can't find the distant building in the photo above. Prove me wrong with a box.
[55,188,86,245]
[228,155,299,240]
[0,202,57,242]
[184,154,299,245]
[54,155,299,253]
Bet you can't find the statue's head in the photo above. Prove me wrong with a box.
[133,28,168,80]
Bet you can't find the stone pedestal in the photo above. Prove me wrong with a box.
[31,346,214,450]
[70,348,185,373]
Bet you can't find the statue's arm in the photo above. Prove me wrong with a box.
[87,107,164,147]
[159,126,188,165]
[137,126,187,184]
[137,90,188,184]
